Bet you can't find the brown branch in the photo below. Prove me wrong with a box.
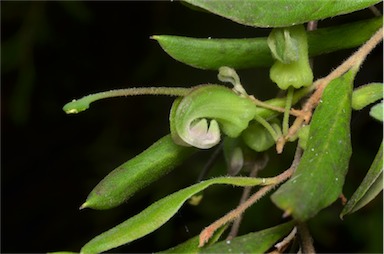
[199,146,303,247]
[226,154,269,240]
[286,27,383,140]
[297,222,316,253]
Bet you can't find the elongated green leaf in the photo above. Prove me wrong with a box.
[341,143,383,218]
[81,135,196,210]
[352,83,383,110]
[200,221,295,253]
[153,17,381,70]
[271,70,355,221]
[183,0,380,27]
[80,176,275,254]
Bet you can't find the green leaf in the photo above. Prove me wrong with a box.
[352,83,383,110]
[152,17,381,70]
[183,0,380,27]
[370,101,383,121]
[271,70,355,221]
[81,135,196,210]
[80,176,276,254]
[200,221,295,253]
[341,143,383,218]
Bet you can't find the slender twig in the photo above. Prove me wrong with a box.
[287,27,383,140]
[273,226,298,252]
[297,222,316,253]
[249,95,304,117]
[199,184,276,247]
[226,154,269,240]
[199,146,303,247]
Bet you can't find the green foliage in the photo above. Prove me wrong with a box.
[183,0,380,27]
[82,135,196,210]
[341,143,383,218]
[370,102,384,121]
[153,17,381,70]
[271,69,354,221]
[60,1,382,253]
[81,176,274,253]
[352,83,383,110]
[200,221,295,253]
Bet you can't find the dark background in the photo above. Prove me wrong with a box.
[1,2,382,253]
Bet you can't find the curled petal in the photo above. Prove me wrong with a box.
[186,119,221,149]
[170,85,256,149]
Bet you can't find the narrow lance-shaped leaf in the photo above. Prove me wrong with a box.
[271,69,355,221]
[152,17,381,70]
[341,142,383,218]
[183,0,380,28]
[81,135,196,210]
[200,221,295,254]
[80,176,277,254]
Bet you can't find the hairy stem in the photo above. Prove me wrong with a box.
[287,27,383,139]
[199,146,303,247]
[226,154,269,240]
[63,86,191,114]
[254,114,280,141]
[249,95,304,118]
[283,87,294,136]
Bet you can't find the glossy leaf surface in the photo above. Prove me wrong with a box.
[200,221,295,253]
[153,17,381,70]
[81,176,275,253]
[271,70,354,221]
[341,143,383,218]
[183,0,380,27]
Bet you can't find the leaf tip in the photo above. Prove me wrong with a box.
[79,202,89,210]
[150,35,160,41]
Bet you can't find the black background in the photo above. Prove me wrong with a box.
[1,2,383,253]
